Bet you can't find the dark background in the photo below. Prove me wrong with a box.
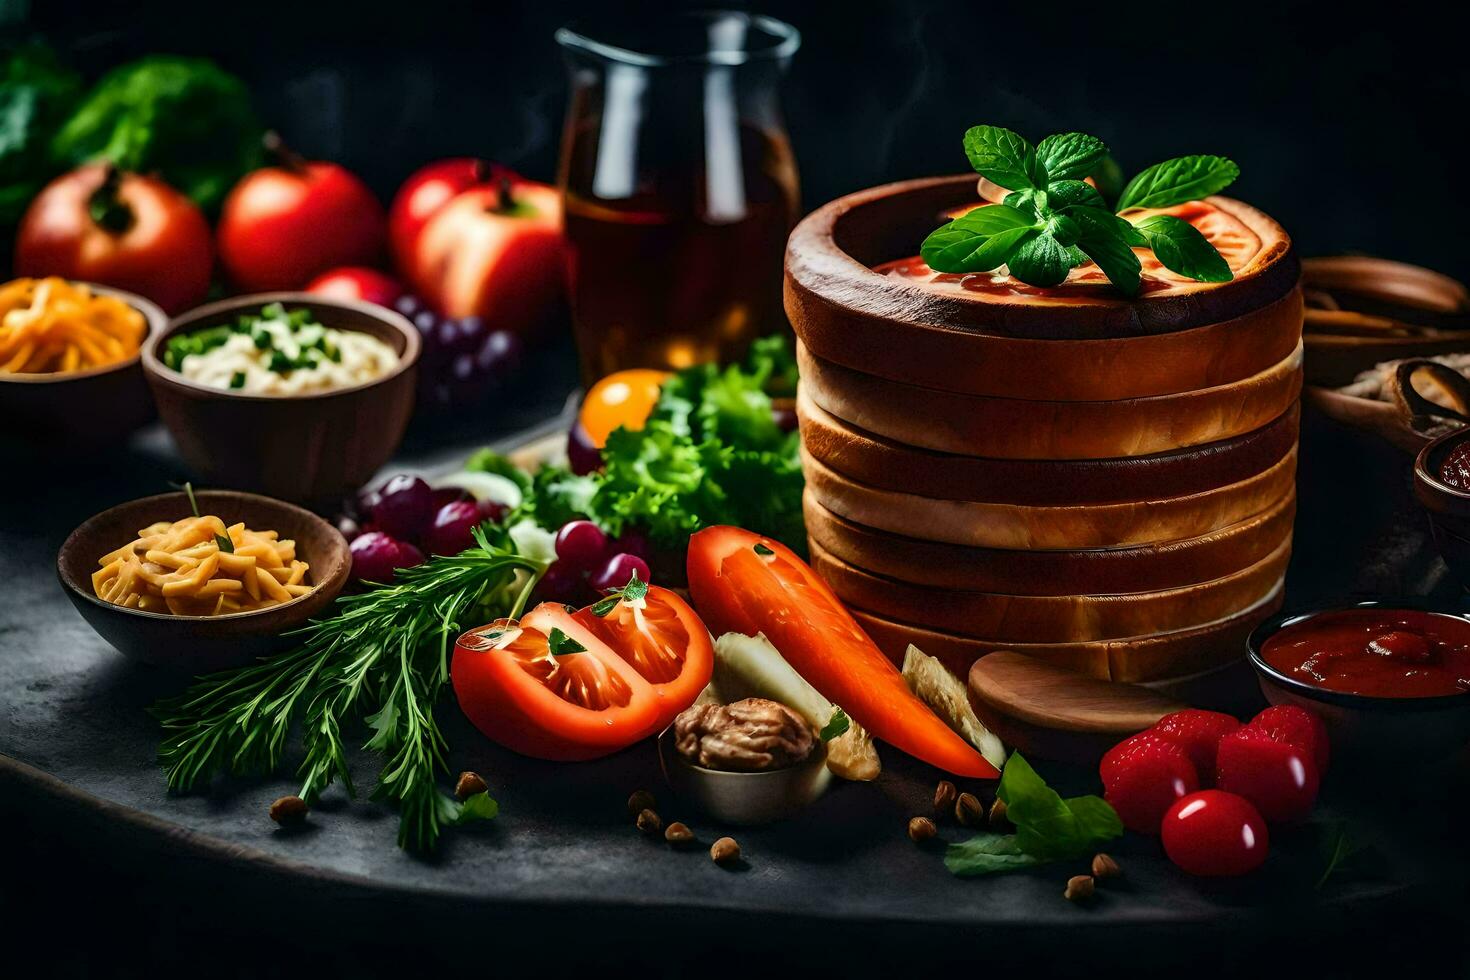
[12,0,1470,279]
[5,2,1470,976]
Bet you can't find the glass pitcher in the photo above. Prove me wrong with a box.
[556,11,801,385]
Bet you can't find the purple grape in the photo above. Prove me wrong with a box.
[424,500,482,556]
[773,405,798,433]
[567,423,601,475]
[477,498,508,523]
[372,474,434,539]
[396,540,426,569]
[590,552,651,593]
[351,531,403,583]
[554,520,609,570]
[433,318,462,353]
[476,330,522,375]
[430,486,469,512]
[458,316,486,353]
[394,294,423,319]
[536,560,585,603]
[612,528,652,563]
[413,309,439,338]
[336,515,363,542]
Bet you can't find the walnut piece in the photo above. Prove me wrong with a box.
[673,698,816,772]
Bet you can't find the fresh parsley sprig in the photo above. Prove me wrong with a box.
[151,525,544,852]
[922,125,1240,295]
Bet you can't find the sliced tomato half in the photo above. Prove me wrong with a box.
[687,526,998,779]
[452,586,712,761]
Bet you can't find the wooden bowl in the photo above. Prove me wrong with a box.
[798,340,1303,459]
[141,293,420,505]
[798,388,1300,504]
[804,490,1296,596]
[57,489,351,672]
[1414,428,1470,590]
[784,175,1302,397]
[0,283,166,450]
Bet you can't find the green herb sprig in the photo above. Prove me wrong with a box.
[921,125,1240,295]
[944,753,1122,877]
[151,525,543,852]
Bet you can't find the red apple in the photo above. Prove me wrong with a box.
[217,134,387,292]
[388,157,514,286]
[409,175,565,337]
[305,266,404,308]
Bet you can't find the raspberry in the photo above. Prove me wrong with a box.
[1149,709,1240,783]
[1247,704,1330,775]
[1215,726,1320,822]
[1099,731,1200,834]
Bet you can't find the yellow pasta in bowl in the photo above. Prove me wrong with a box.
[92,514,314,617]
[0,277,148,375]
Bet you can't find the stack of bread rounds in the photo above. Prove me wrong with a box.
[785,176,1302,683]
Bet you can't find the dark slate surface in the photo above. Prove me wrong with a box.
[2,394,1468,969]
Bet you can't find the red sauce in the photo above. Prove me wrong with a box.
[1262,609,1470,698]
[1439,441,1470,489]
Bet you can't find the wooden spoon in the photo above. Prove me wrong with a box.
[967,651,1187,764]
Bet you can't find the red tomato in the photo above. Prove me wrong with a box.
[451,586,711,761]
[578,369,672,448]
[387,158,512,286]
[305,266,404,308]
[408,176,565,336]
[217,141,386,292]
[686,526,997,778]
[1161,790,1270,877]
[15,164,213,314]
[1215,726,1320,822]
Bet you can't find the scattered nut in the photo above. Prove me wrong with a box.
[627,789,656,817]
[955,791,984,827]
[664,821,695,844]
[1064,874,1095,902]
[1091,853,1121,880]
[908,816,938,843]
[933,780,958,815]
[635,808,663,835]
[989,797,1010,830]
[269,795,308,826]
[455,771,488,801]
[711,836,741,866]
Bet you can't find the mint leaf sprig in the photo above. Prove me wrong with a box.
[922,125,1239,295]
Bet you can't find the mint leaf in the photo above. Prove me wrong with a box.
[1134,213,1233,282]
[1006,232,1072,287]
[998,753,1120,863]
[963,125,1043,191]
[1116,155,1239,210]
[547,628,586,656]
[1070,207,1143,296]
[1063,794,1124,841]
[590,570,649,617]
[1036,132,1107,182]
[944,833,1042,877]
[921,204,1039,273]
[440,790,499,827]
[1046,179,1106,211]
[819,707,850,742]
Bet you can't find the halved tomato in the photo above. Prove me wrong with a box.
[451,586,712,761]
[687,526,998,779]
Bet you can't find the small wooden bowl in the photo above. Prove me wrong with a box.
[57,490,351,672]
[0,283,166,450]
[141,293,420,505]
[1414,428,1470,589]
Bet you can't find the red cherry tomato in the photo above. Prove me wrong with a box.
[387,158,512,285]
[1215,726,1320,822]
[1161,790,1269,877]
[218,139,386,291]
[409,176,565,336]
[305,266,403,308]
[451,586,712,761]
[15,164,213,314]
[578,369,672,448]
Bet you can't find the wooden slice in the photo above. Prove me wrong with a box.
[785,176,1299,342]
[966,652,1188,764]
[798,341,1304,459]
[850,586,1284,683]
[809,536,1292,643]
[801,446,1298,550]
[798,389,1300,505]
[803,490,1296,596]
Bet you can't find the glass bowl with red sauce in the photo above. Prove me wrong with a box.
[1248,602,1470,761]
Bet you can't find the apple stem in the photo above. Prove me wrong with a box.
[263,131,308,174]
[495,175,516,214]
[87,164,135,235]
[472,158,492,184]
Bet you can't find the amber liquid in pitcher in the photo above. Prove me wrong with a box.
[561,120,799,385]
